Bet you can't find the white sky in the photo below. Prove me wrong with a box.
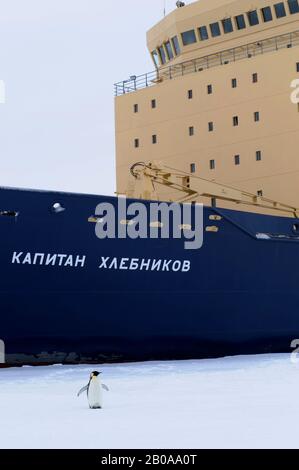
[0,0,192,196]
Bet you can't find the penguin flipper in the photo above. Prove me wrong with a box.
[102,383,109,392]
[77,385,88,397]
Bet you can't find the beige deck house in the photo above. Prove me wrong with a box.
[115,0,299,210]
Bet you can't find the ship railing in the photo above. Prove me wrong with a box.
[114,30,299,96]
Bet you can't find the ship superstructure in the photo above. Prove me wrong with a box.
[115,0,299,210]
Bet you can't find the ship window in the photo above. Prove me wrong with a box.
[207,84,213,94]
[252,72,258,83]
[151,99,156,109]
[232,78,237,88]
[181,30,197,46]
[288,0,299,14]
[158,46,167,64]
[188,89,193,99]
[296,62,299,72]
[235,14,246,29]
[151,50,159,68]
[208,122,214,132]
[190,163,196,173]
[210,22,221,37]
[261,6,273,22]
[274,2,287,18]
[222,18,233,33]
[233,116,239,126]
[133,104,138,113]
[134,139,139,148]
[189,126,194,136]
[165,41,174,60]
[254,111,260,122]
[256,150,262,161]
[257,190,263,197]
[210,160,215,170]
[171,36,181,55]
[198,26,209,41]
[152,134,157,144]
[234,155,240,165]
[247,10,259,26]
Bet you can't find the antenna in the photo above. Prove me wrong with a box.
[163,0,166,16]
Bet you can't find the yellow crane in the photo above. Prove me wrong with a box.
[125,161,299,218]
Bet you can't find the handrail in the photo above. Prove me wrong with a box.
[114,29,299,96]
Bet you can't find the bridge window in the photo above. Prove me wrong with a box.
[133,104,138,113]
[151,99,156,109]
[189,126,194,136]
[165,41,174,60]
[188,89,193,99]
[222,18,233,33]
[210,22,221,37]
[208,122,214,132]
[254,111,260,122]
[207,84,213,94]
[288,0,299,14]
[198,26,209,41]
[247,10,259,26]
[257,190,263,197]
[261,6,273,22]
[190,163,196,173]
[134,139,139,148]
[181,30,197,46]
[234,155,240,166]
[232,78,237,88]
[235,14,246,29]
[152,134,157,144]
[210,160,215,170]
[151,50,159,68]
[274,2,287,17]
[171,36,181,55]
[252,72,258,83]
[158,46,167,64]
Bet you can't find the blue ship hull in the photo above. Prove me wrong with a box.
[1,186,299,365]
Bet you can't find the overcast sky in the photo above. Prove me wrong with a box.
[0,0,192,196]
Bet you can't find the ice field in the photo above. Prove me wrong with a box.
[0,354,298,449]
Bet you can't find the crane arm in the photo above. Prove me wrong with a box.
[126,161,299,218]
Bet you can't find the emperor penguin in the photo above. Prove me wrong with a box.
[77,371,109,409]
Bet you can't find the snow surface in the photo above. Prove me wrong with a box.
[0,354,299,449]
